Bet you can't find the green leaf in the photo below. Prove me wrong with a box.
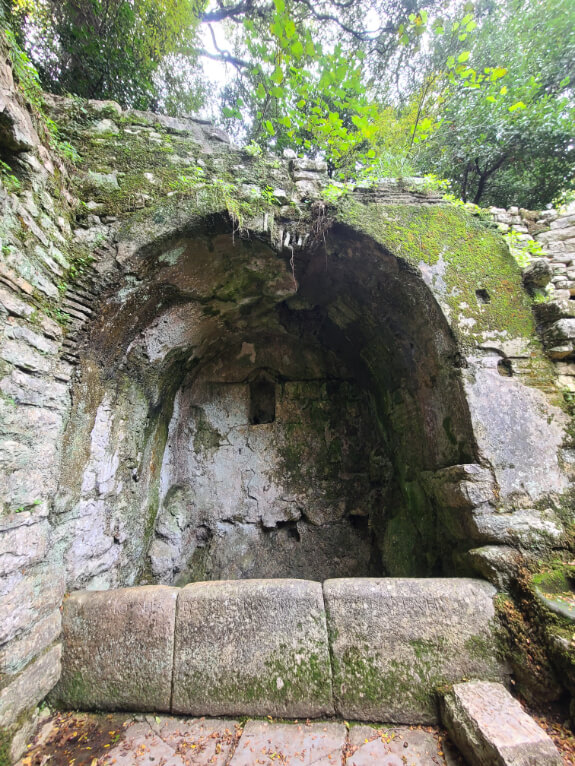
[508,101,526,112]
[271,66,284,85]
[273,0,285,13]
[285,19,296,39]
[291,40,304,58]
[256,82,266,99]
[457,51,471,63]
[491,66,508,80]
[264,120,275,135]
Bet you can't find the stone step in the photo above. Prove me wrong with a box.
[52,578,507,724]
[441,681,562,765]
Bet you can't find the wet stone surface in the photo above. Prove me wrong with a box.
[19,712,461,766]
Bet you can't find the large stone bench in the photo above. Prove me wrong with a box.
[52,578,507,722]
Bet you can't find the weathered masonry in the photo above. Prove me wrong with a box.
[1,39,575,764]
[53,579,504,722]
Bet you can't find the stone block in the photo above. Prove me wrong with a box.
[533,299,575,324]
[550,214,575,230]
[0,565,66,646]
[172,579,334,718]
[441,681,562,765]
[465,546,523,590]
[543,318,575,343]
[0,517,49,575]
[0,286,34,318]
[0,369,68,410]
[539,226,575,244]
[0,339,53,374]
[0,610,60,674]
[0,644,61,728]
[324,578,505,723]
[471,508,564,547]
[522,259,552,290]
[5,323,58,355]
[53,585,178,712]
[421,463,496,511]
[290,158,328,173]
[0,88,38,151]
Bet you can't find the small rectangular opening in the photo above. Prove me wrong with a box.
[249,377,276,424]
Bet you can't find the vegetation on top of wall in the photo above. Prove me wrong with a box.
[6,0,574,207]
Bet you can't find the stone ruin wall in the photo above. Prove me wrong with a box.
[1,39,575,762]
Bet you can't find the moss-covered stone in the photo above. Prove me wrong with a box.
[339,198,534,344]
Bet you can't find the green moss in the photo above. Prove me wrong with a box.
[0,729,10,766]
[464,633,497,663]
[338,199,534,344]
[333,644,441,717]
[193,410,222,453]
[494,584,563,703]
[58,671,91,708]
[442,416,457,446]
[180,644,332,709]
[71,125,279,227]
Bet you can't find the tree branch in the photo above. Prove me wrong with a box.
[199,23,251,70]
[295,0,395,41]
[198,49,250,70]
[201,1,253,23]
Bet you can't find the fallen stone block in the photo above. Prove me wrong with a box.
[52,585,178,712]
[324,578,505,723]
[441,680,562,765]
[172,579,334,718]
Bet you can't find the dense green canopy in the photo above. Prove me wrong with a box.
[4,0,575,206]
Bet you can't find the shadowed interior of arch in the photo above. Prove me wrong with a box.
[55,217,478,589]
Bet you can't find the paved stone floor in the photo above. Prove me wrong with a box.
[19,712,464,766]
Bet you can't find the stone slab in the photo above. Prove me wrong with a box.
[347,725,443,765]
[101,717,241,766]
[172,579,334,718]
[0,644,61,728]
[441,681,562,766]
[324,578,505,723]
[229,720,347,766]
[52,585,178,712]
[0,610,60,675]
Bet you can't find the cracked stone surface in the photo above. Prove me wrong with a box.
[229,720,346,766]
[101,717,241,766]
[18,713,459,766]
[348,725,458,765]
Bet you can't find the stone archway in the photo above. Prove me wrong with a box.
[53,214,478,590]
